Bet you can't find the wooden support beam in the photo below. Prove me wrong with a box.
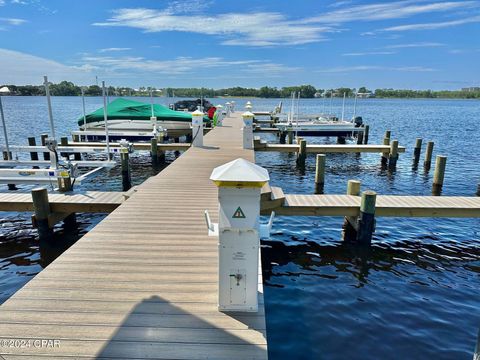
[424,141,434,171]
[279,131,286,144]
[432,155,447,196]
[342,180,361,242]
[363,125,369,144]
[314,154,326,194]
[476,183,480,197]
[150,138,158,165]
[40,133,50,161]
[356,130,364,145]
[413,138,422,166]
[357,190,377,246]
[287,130,294,145]
[60,136,69,160]
[121,152,131,191]
[381,137,390,166]
[31,187,53,241]
[388,140,399,170]
[296,139,307,167]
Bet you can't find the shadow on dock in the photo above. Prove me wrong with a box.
[95,295,267,359]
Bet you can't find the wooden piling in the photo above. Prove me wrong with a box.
[357,190,377,245]
[72,134,82,160]
[279,131,286,144]
[476,183,480,196]
[150,138,158,165]
[60,136,69,160]
[28,137,39,162]
[432,155,447,196]
[342,180,361,242]
[57,174,72,193]
[388,140,399,170]
[296,139,307,167]
[356,130,364,145]
[314,154,326,194]
[287,130,294,145]
[424,141,434,171]
[32,187,53,241]
[384,130,391,140]
[121,152,131,191]
[3,151,17,190]
[337,136,346,144]
[363,125,369,144]
[381,137,390,166]
[413,138,422,165]
[40,133,50,161]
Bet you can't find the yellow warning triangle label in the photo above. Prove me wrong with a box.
[232,206,246,219]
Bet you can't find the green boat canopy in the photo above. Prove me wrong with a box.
[78,98,210,126]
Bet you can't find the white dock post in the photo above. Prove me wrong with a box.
[0,96,11,160]
[191,109,204,147]
[101,81,111,159]
[242,111,254,149]
[43,76,56,139]
[245,103,253,112]
[230,101,236,112]
[210,158,269,312]
[225,102,231,117]
[215,104,224,126]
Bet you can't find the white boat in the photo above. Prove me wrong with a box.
[275,116,363,137]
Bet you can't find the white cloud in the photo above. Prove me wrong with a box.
[93,1,478,47]
[80,55,297,76]
[316,65,436,73]
[383,14,480,31]
[0,0,5,6]
[0,17,27,25]
[342,51,396,56]
[386,42,445,48]
[303,1,477,24]
[0,48,92,84]
[99,47,132,53]
[94,9,331,46]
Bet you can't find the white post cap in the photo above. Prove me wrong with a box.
[242,111,254,118]
[225,102,231,105]
[246,101,252,105]
[192,109,204,116]
[210,158,269,188]
[215,104,223,108]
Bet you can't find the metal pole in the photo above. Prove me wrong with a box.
[102,81,111,158]
[353,92,358,120]
[43,76,55,138]
[150,90,154,117]
[81,87,87,131]
[0,96,11,160]
[341,92,346,120]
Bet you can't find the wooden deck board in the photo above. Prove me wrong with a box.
[0,113,268,360]
[263,193,480,217]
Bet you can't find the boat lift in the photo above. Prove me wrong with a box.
[0,76,130,188]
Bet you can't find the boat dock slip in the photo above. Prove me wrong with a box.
[0,191,125,213]
[254,142,406,154]
[261,187,480,217]
[0,114,267,359]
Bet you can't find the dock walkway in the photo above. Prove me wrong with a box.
[0,114,268,359]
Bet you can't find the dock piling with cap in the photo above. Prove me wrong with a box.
[121,151,131,191]
[381,137,390,166]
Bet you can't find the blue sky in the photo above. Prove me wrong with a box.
[0,0,479,89]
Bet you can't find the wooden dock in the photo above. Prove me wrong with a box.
[261,186,480,217]
[0,114,268,359]
[0,191,125,213]
[255,142,405,154]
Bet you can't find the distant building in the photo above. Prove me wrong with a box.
[461,87,480,92]
[314,91,323,98]
[357,92,374,98]
[0,86,10,95]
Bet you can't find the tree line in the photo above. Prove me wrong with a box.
[1,81,479,99]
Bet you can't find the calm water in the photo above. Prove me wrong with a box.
[0,96,479,359]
